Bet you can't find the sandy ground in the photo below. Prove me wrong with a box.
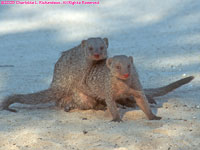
[0,0,200,150]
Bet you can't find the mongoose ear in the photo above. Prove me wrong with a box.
[129,56,133,64]
[103,38,109,48]
[81,40,87,48]
[106,58,112,68]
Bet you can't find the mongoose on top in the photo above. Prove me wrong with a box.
[0,37,108,112]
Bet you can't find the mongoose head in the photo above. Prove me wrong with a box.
[81,37,108,61]
[106,55,133,80]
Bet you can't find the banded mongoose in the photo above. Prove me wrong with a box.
[0,37,108,112]
[63,55,162,122]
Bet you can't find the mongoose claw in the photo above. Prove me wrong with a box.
[111,118,123,122]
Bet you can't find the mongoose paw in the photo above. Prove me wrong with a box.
[154,116,162,120]
[149,115,162,120]
[64,106,72,112]
[64,103,77,112]
[111,118,123,122]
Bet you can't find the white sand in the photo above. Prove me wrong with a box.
[0,0,200,149]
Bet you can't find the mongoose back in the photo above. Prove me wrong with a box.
[64,55,162,122]
[0,37,109,112]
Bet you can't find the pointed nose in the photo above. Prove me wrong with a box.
[123,73,129,78]
[94,54,100,59]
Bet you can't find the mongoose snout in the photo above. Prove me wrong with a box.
[93,54,100,59]
[123,73,129,78]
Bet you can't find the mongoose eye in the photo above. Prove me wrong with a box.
[116,65,121,69]
[128,64,131,69]
[100,46,104,50]
[89,47,93,51]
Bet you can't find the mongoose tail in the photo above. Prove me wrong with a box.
[144,76,194,98]
[0,88,57,112]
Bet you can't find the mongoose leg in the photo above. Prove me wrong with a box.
[106,100,121,122]
[130,89,161,120]
[105,88,122,122]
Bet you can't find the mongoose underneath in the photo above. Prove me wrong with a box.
[0,37,109,112]
[63,55,162,122]
[63,55,194,121]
